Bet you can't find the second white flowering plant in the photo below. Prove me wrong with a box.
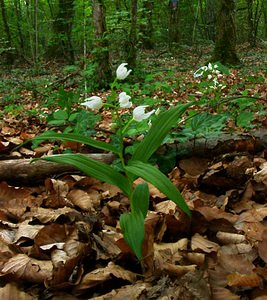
[33,63,192,263]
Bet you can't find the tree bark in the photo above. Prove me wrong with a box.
[127,0,138,69]
[168,0,180,48]
[2,130,267,185]
[52,0,75,63]
[92,0,111,88]
[0,153,116,186]
[140,0,154,49]
[211,0,240,65]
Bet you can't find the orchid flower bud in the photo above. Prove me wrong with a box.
[133,105,155,122]
[116,63,132,80]
[119,92,132,108]
[81,96,103,110]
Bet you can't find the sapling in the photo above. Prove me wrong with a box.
[33,63,192,263]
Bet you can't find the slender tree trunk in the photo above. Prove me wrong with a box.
[211,0,240,65]
[168,0,180,48]
[14,0,25,56]
[34,0,39,66]
[206,0,216,41]
[52,0,75,63]
[92,0,111,88]
[0,0,14,64]
[140,0,154,49]
[127,0,138,69]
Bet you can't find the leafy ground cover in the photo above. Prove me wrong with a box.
[0,45,267,299]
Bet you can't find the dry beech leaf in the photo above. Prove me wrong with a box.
[234,221,265,242]
[179,157,209,176]
[14,222,44,244]
[217,252,255,274]
[254,162,267,185]
[90,281,151,300]
[0,283,35,300]
[67,189,95,211]
[0,253,53,283]
[182,252,206,266]
[23,207,79,223]
[162,263,197,277]
[74,262,136,293]
[227,272,262,287]
[191,233,219,253]
[258,229,267,263]
[195,206,238,224]
[155,200,177,214]
[216,232,246,245]
[211,287,240,300]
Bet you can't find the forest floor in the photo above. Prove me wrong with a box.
[0,44,267,299]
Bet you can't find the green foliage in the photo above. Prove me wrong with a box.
[126,161,191,217]
[132,183,150,218]
[120,210,145,260]
[33,68,192,261]
[183,112,227,139]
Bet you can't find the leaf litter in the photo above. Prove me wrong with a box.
[0,47,267,299]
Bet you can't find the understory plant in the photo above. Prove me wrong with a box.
[33,63,192,263]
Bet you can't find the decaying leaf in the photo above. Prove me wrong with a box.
[0,253,53,283]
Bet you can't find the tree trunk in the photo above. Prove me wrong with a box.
[127,0,138,69]
[0,0,14,64]
[140,0,154,49]
[211,0,240,65]
[168,0,180,48]
[52,0,75,63]
[14,0,25,56]
[205,0,216,41]
[92,0,111,88]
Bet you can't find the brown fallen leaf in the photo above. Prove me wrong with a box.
[0,253,53,283]
[191,233,220,253]
[0,283,35,300]
[73,262,137,294]
[227,272,262,287]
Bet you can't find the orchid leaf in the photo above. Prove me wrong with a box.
[38,154,131,196]
[132,182,149,218]
[131,102,193,163]
[120,210,145,260]
[126,160,191,217]
[33,131,120,155]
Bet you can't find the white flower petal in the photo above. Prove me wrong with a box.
[116,63,132,80]
[133,105,155,122]
[81,96,103,110]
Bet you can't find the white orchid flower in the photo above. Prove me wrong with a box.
[194,66,208,78]
[81,96,103,110]
[116,63,132,80]
[133,105,155,122]
[208,62,213,70]
[119,92,132,108]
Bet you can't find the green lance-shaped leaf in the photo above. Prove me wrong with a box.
[120,210,145,260]
[126,160,191,217]
[38,154,131,196]
[33,131,120,155]
[132,182,149,218]
[131,102,193,163]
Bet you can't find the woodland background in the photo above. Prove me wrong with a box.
[0,1,267,300]
[0,0,267,80]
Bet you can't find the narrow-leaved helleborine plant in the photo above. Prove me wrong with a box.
[33,62,192,265]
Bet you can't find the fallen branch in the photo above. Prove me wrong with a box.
[0,153,115,186]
